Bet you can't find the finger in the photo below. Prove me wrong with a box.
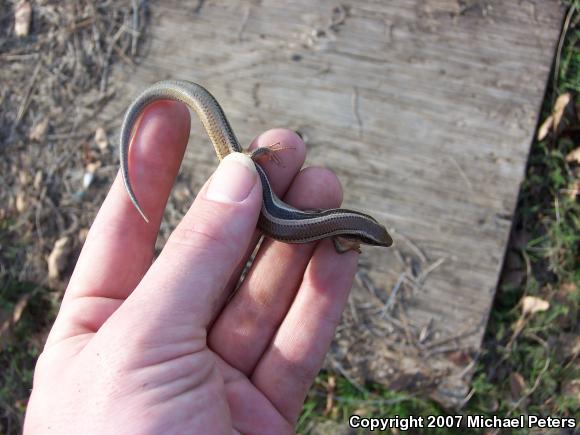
[249,128,306,194]
[208,167,343,374]
[125,128,306,332]
[46,102,190,347]
[251,238,359,424]
[205,129,307,319]
[118,152,263,335]
[65,101,190,302]
[218,361,295,435]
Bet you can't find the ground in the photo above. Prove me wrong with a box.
[0,1,578,434]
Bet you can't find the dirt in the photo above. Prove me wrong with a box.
[0,0,148,288]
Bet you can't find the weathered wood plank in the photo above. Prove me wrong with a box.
[102,0,564,406]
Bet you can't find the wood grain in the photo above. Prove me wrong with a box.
[103,0,564,407]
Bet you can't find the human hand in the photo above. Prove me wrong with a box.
[24,101,359,434]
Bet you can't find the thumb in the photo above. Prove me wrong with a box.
[120,152,262,331]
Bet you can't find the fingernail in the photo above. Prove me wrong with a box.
[206,153,257,203]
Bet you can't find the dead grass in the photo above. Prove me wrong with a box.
[0,1,578,434]
[1,1,147,432]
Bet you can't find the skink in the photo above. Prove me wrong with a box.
[120,80,392,253]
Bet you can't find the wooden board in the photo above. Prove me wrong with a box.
[102,0,564,407]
